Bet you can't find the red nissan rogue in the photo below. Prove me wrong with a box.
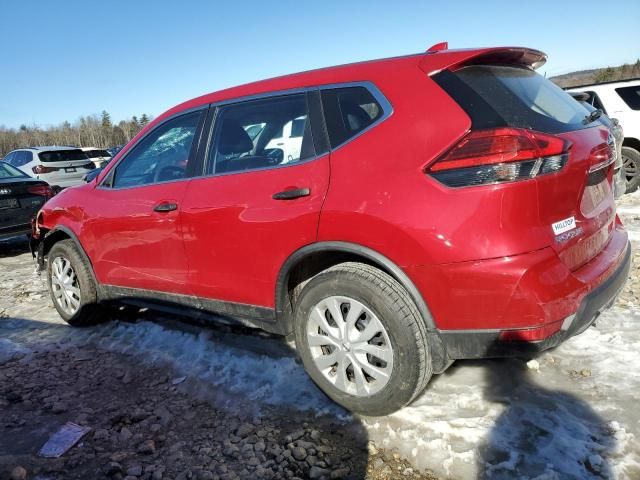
[32,45,631,415]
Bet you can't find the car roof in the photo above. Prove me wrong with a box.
[16,146,80,152]
[566,77,640,90]
[157,46,545,122]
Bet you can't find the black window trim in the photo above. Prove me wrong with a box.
[98,82,392,187]
[191,81,393,180]
[98,106,208,191]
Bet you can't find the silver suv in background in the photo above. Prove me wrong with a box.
[81,147,112,168]
[2,146,95,189]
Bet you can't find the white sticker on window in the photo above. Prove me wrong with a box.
[552,216,576,235]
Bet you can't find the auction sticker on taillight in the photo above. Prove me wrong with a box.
[552,216,576,235]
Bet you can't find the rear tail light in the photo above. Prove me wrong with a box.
[588,140,615,174]
[27,185,54,198]
[427,128,571,188]
[32,165,57,174]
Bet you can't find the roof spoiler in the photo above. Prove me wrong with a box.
[419,47,547,75]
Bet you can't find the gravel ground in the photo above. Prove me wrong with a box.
[0,242,438,480]
[0,190,639,479]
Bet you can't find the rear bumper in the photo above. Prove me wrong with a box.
[438,239,631,359]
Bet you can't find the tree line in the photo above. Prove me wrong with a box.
[0,111,151,157]
[551,60,640,88]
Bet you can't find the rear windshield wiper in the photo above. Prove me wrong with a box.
[583,109,603,125]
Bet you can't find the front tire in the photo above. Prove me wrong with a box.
[47,239,103,326]
[622,146,640,194]
[294,262,432,416]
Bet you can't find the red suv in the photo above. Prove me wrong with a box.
[32,45,631,415]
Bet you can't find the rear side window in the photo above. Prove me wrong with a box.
[208,93,314,175]
[13,151,32,167]
[321,87,384,148]
[39,149,88,162]
[615,85,640,110]
[435,66,591,133]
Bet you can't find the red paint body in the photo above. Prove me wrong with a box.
[36,46,629,341]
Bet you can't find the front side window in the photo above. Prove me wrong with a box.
[321,86,384,148]
[111,111,202,188]
[3,152,16,165]
[208,94,314,175]
[616,85,640,110]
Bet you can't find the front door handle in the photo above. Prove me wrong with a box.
[272,187,310,200]
[154,202,178,212]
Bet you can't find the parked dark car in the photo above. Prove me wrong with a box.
[32,45,630,415]
[0,161,53,241]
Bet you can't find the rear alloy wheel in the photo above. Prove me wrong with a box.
[622,146,640,194]
[306,296,394,397]
[294,262,432,416]
[47,239,104,326]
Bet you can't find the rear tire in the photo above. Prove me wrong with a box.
[622,146,640,194]
[294,262,432,416]
[47,239,105,326]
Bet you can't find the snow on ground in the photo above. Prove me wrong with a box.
[1,190,639,479]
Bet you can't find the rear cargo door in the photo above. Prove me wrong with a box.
[434,65,616,270]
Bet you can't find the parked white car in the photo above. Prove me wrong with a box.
[81,147,112,168]
[567,79,640,193]
[244,116,307,165]
[2,146,95,189]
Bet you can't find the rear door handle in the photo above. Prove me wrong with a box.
[272,187,310,200]
[154,202,178,212]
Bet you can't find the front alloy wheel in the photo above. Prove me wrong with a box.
[50,256,82,316]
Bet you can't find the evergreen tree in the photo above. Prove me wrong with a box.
[101,110,112,129]
[140,114,149,127]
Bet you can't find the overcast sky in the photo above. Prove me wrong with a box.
[2,0,638,128]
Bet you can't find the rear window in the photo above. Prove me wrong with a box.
[0,162,28,179]
[615,85,640,110]
[85,150,111,158]
[38,149,88,162]
[435,65,591,133]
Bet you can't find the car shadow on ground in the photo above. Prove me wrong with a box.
[0,316,375,479]
[474,346,615,479]
[0,235,30,258]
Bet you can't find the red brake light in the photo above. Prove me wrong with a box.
[32,165,57,174]
[588,141,615,174]
[427,128,571,188]
[27,185,54,198]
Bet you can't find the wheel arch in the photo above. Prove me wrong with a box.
[622,137,640,151]
[41,225,99,290]
[275,241,436,334]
